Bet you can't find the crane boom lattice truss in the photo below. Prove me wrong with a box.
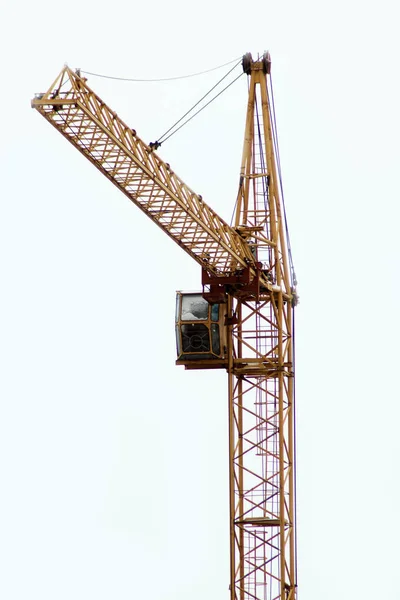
[32,54,297,600]
[31,67,255,276]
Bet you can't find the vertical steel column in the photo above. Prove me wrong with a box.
[229,54,297,600]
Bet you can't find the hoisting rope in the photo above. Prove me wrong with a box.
[291,310,299,589]
[81,56,241,82]
[229,72,251,228]
[254,92,270,220]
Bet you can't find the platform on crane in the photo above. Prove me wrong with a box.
[175,292,228,368]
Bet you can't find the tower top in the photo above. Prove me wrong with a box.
[242,52,271,75]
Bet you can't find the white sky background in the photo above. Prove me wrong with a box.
[1,1,399,599]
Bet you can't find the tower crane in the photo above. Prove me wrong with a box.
[32,52,298,600]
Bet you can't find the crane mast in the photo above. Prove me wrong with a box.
[228,54,297,600]
[32,53,297,600]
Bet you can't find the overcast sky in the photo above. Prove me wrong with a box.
[1,1,399,599]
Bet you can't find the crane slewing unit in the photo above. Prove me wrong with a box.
[32,52,298,600]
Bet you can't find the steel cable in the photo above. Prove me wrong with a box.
[158,70,244,144]
[81,56,241,82]
[157,59,242,144]
[268,76,297,288]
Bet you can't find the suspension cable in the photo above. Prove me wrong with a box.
[157,59,242,144]
[81,56,241,82]
[268,76,297,288]
[158,71,244,144]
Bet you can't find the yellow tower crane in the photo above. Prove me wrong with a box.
[32,52,298,600]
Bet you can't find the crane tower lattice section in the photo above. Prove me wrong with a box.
[228,57,296,600]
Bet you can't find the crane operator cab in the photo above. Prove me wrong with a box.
[175,292,228,369]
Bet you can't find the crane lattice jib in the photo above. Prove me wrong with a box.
[31,67,255,277]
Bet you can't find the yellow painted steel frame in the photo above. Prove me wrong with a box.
[32,56,297,600]
[227,59,297,600]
